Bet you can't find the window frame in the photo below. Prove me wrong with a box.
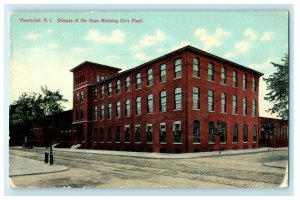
[174,87,182,110]
[208,90,214,112]
[174,59,182,78]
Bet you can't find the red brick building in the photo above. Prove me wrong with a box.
[259,117,288,148]
[70,45,264,153]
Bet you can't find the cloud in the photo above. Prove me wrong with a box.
[234,41,251,53]
[261,31,274,41]
[47,29,53,34]
[48,43,57,49]
[194,28,231,51]
[244,28,257,40]
[26,32,42,40]
[249,57,276,73]
[85,29,126,44]
[130,30,167,50]
[133,53,151,61]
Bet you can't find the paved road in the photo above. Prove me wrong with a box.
[9,147,288,188]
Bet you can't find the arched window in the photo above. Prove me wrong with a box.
[193,87,200,109]
[193,120,200,143]
[160,64,167,82]
[160,122,167,144]
[243,124,248,142]
[232,95,237,114]
[136,96,141,115]
[220,122,227,143]
[253,125,257,143]
[208,63,214,81]
[174,59,182,78]
[147,68,153,86]
[233,123,238,143]
[193,58,200,77]
[209,121,214,143]
[174,87,182,110]
[136,73,141,89]
[147,94,154,113]
[243,74,247,90]
[160,91,167,112]
[221,66,226,84]
[243,97,247,115]
[252,99,257,116]
[233,70,238,87]
[208,90,214,112]
[221,93,226,113]
[116,79,121,94]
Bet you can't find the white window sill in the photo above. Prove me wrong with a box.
[115,142,120,144]
[173,109,182,111]
[193,143,201,144]
[208,110,215,113]
[135,142,141,144]
[173,143,182,144]
[124,142,130,144]
[209,142,215,144]
[160,143,167,144]
[193,109,200,111]
[207,79,214,83]
[192,76,200,79]
[173,77,182,80]
[147,142,153,144]
[221,112,227,114]
[232,113,238,115]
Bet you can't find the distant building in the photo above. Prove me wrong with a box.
[70,45,266,153]
[259,117,288,148]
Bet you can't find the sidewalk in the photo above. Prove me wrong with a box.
[9,155,69,177]
[51,146,288,159]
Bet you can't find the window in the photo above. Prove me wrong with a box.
[125,76,130,92]
[100,105,104,120]
[173,121,182,143]
[116,79,121,94]
[252,77,257,92]
[100,127,104,142]
[160,64,167,82]
[243,124,248,142]
[96,75,100,82]
[116,101,121,118]
[193,87,200,109]
[221,93,226,113]
[108,127,112,142]
[116,126,120,142]
[147,94,154,113]
[193,120,200,143]
[280,127,284,139]
[193,58,200,77]
[232,95,237,114]
[174,59,182,78]
[147,69,153,86]
[135,125,141,143]
[242,74,247,90]
[233,123,238,143]
[209,121,214,143]
[108,103,112,119]
[208,63,214,81]
[160,91,167,112]
[80,109,84,119]
[136,73,141,89]
[136,96,141,115]
[221,66,227,84]
[220,122,227,143]
[208,90,214,112]
[147,124,153,143]
[108,83,112,96]
[253,125,257,143]
[125,99,130,116]
[93,128,97,141]
[174,87,182,110]
[101,86,105,98]
[94,106,98,120]
[80,91,84,103]
[94,88,98,99]
[125,125,130,142]
[160,123,166,144]
[233,70,238,87]
[76,93,79,104]
[75,108,79,120]
[243,97,247,115]
[252,100,257,116]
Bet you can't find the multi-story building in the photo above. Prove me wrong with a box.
[70,45,263,153]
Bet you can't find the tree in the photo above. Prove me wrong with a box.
[215,120,226,154]
[9,86,68,147]
[263,54,289,120]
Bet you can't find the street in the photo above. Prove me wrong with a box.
[9,147,288,188]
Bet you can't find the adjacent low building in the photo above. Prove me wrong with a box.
[70,45,266,153]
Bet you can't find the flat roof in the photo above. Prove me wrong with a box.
[70,61,122,72]
[71,45,264,84]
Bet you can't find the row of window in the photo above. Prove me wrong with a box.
[75,58,258,103]
[92,121,257,144]
[75,75,86,86]
[75,88,257,120]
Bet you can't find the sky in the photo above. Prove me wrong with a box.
[9,11,288,118]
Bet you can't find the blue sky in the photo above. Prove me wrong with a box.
[10,11,288,118]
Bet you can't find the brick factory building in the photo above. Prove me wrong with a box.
[70,45,264,153]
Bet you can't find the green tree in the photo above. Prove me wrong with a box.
[215,120,226,154]
[9,86,68,146]
[263,54,289,120]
